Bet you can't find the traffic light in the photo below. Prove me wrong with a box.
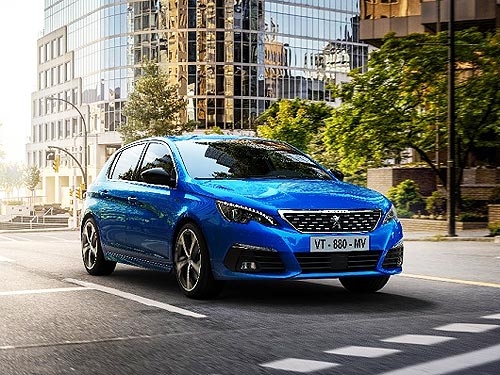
[75,184,86,200]
[53,155,60,173]
[69,188,74,197]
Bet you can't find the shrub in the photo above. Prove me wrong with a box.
[457,213,487,222]
[489,187,500,204]
[426,190,446,216]
[386,179,423,211]
[488,223,500,236]
[396,208,414,218]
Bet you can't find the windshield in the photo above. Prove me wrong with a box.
[175,139,332,180]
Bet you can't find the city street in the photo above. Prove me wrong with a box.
[0,231,499,375]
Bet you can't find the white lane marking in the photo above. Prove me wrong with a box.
[64,278,206,319]
[378,343,500,375]
[0,255,13,262]
[434,323,499,333]
[0,334,157,351]
[3,235,33,242]
[401,273,500,289]
[0,235,16,242]
[260,358,339,373]
[0,287,89,296]
[482,313,500,320]
[325,345,400,358]
[381,334,456,346]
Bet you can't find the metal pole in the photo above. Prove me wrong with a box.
[435,0,442,170]
[47,145,86,186]
[447,0,457,236]
[47,97,88,190]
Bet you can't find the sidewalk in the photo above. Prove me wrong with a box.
[404,228,497,242]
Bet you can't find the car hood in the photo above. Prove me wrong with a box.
[191,179,389,212]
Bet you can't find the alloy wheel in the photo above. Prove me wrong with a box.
[82,220,98,270]
[175,228,202,292]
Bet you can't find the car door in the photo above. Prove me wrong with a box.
[96,142,146,256]
[125,141,182,263]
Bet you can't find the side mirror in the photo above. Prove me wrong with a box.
[330,169,344,181]
[141,168,176,187]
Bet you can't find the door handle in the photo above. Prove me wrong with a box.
[99,190,109,197]
[127,196,138,204]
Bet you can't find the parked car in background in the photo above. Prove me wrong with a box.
[81,135,403,298]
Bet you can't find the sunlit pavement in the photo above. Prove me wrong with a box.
[0,231,499,375]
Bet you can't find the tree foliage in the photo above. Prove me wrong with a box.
[325,29,500,187]
[0,163,24,198]
[256,99,333,152]
[120,59,188,144]
[24,166,41,193]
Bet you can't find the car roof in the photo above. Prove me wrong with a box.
[160,134,264,142]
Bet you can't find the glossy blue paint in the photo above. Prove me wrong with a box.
[82,135,404,281]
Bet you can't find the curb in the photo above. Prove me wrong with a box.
[0,228,78,234]
[404,236,495,242]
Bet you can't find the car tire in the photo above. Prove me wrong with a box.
[339,275,390,293]
[81,217,116,276]
[174,223,223,299]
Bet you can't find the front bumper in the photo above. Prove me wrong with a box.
[204,213,404,281]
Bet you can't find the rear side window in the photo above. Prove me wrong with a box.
[137,142,176,182]
[109,144,145,181]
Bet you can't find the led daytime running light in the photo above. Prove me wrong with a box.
[383,205,398,225]
[216,201,278,226]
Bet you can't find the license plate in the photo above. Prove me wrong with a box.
[310,236,369,252]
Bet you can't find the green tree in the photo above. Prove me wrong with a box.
[256,98,333,152]
[324,30,500,189]
[120,59,188,144]
[24,165,41,205]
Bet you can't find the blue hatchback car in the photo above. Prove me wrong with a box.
[81,135,403,298]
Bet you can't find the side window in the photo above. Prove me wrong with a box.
[109,144,145,181]
[137,142,176,182]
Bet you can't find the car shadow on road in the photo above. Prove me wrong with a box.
[107,266,435,316]
[215,279,435,315]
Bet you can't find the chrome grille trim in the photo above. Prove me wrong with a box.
[278,209,382,233]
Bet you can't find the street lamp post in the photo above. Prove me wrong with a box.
[447,0,457,236]
[47,97,88,190]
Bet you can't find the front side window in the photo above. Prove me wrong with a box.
[137,142,176,183]
[176,139,331,180]
[109,144,145,181]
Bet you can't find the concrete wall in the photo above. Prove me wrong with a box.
[489,204,500,224]
[367,167,437,196]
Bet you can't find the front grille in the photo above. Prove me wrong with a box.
[224,245,286,273]
[382,245,404,269]
[295,251,382,274]
[279,210,382,233]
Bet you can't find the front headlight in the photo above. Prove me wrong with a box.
[216,200,278,226]
[383,204,398,225]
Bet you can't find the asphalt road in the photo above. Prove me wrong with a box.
[0,231,499,375]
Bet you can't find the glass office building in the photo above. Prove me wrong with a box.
[29,0,367,204]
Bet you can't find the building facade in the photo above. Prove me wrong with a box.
[360,0,500,46]
[28,0,368,205]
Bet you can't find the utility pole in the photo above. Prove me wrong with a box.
[447,0,457,236]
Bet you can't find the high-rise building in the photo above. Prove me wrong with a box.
[360,0,500,47]
[28,0,368,205]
